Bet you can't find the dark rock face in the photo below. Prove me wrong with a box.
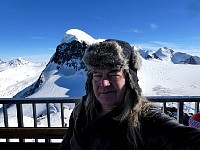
[13,40,89,98]
[180,56,197,64]
[50,40,88,71]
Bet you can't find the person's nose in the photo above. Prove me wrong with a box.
[100,76,111,87]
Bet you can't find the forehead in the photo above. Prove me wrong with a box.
[92,69,123,74]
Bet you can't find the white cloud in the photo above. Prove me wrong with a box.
[150,41,171,46]
[95,16,105,21]
[150,23,159,30]
[122,28,142,33]
[131,29,141,33]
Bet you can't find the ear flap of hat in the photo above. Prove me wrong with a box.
[130,50,142,71]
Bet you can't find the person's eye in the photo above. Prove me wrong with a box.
[109,74,121,80]
[93,74,102,80]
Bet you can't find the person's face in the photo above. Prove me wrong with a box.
[92,69,126,111]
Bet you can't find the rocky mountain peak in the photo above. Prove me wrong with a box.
[14,39,89,98]
[0,59,6,65]
[8,57,30,66]
[138,47,200,64]
[50,40,88,71]
[156,47,174,56]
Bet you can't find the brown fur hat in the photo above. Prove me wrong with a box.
[82,39,142,72]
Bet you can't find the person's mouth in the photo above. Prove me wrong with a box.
[100,91,115,94]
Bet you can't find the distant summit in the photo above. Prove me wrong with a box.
[137,46,200,65]
[0,59,6,65]
[8,57,32,66]
[0,57,42,73]
[155,47,174,62]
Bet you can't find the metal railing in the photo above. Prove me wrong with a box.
[147,96,200,123]
[0,96,200,128]
[0,98,80,128]
[0,96,199,145]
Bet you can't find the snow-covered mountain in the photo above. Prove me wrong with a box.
[136,46,200,64]
[0,59,6,65]
[0,58,46,98]
[8,57,32,66]
[11,29,200,99]
[1,29,199,99]
[1,28,200,128]
[13,29,104,98]
[61,29,104,45]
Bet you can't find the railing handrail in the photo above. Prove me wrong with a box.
[0,97,81,104]
[147,96,200,102]
[0,96,200,103]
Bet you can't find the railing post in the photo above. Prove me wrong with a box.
[177,102,184,124]
[162,102,167,113]
[3,104,8,127]
[46,102,51,143]
[16,103,24,142]
[60,103,65,127]
[32,103,37,127]
[16,103,24,127]
[195,102,199,113]
[47,103,51,127]
[3,104,9,142]
[32,103,38,143]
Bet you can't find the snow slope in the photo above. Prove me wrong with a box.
[139,59,200,96]
[0,58,46,98]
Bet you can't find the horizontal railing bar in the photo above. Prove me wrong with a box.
[0,96,200,104]
[146,96,200,102]
[0,98,81,104]
[0,142,61,150]
[0,127,67,139]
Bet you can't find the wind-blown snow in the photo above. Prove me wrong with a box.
[61,28,104,44]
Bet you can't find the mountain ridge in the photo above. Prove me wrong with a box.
[135,46,200,64]
[5,29,200,98]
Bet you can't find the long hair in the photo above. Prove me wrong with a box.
[84,68,152,149]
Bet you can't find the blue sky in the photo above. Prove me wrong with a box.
[0,0,200,63]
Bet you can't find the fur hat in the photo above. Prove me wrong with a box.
[189,112,200,129]
[82,39,141,73]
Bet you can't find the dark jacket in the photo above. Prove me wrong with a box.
[60,97,200,150]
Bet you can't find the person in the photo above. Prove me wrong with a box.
[60,39,200,150]
[189,112,200,129]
